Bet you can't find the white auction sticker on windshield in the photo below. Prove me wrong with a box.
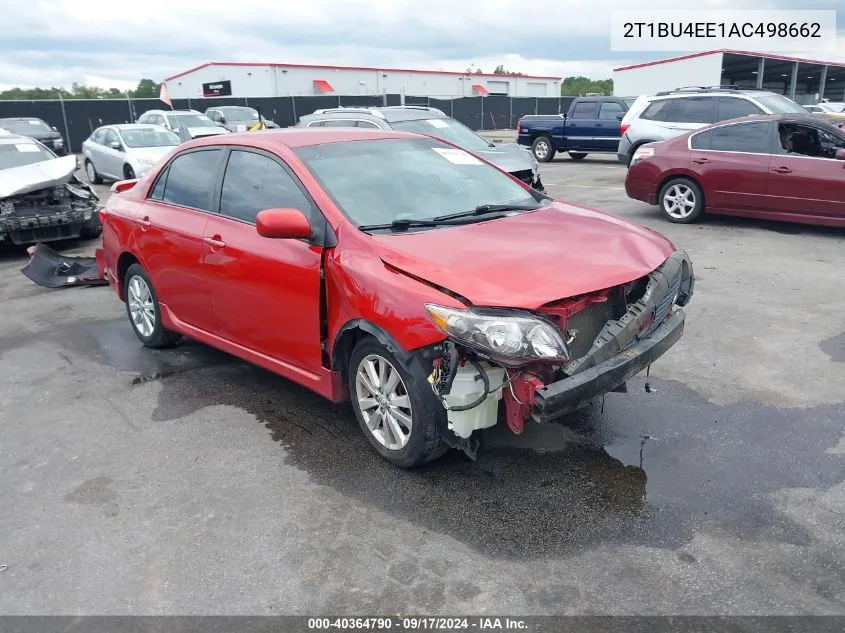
[433,147,482,165]
[28,120,40,125]
[15,144,41,152]
[426,118,449,128]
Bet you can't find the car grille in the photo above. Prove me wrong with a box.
[563,300,615,360]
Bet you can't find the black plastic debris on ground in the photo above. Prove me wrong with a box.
[20,243,106,289]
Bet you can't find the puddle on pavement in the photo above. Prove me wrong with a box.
[6,317,845,559]
[821,330,845,362]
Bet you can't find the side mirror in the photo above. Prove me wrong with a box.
[109,141,122,151]
[52,125,58,131]
[616,112,625,120]
[256,208,312,239]
[835,148,845,161]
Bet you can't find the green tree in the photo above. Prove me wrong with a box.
[130,78,161,98]
[493,65,525,76]
[561,76,614,96]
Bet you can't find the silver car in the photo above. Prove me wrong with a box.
[297,106,544,191]
[81,124,181,183]
[136,109,229,140]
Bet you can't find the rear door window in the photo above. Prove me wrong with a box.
[157,149,222,210]
[717,97,764,121]
[691,122,771,153]
[672,97,717,124]
[570,102,599,119]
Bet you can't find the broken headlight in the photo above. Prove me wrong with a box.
[425,304,570,363]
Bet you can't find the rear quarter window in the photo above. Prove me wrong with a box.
[672,97,717,124]
[639,99,676,122]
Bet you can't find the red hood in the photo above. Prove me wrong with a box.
[371,203,675,309]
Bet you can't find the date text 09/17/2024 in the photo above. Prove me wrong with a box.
[307,617,528,630]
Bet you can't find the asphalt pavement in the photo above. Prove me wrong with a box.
[1,156,844,615]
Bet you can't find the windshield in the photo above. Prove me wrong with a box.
[120,127,181,148]
[623,98,638,108]
[390,117,492,152]
[0,119,53,135]
[222,107,259,122]
[166,114,214,128]
[294,137,543,230]
[754,93,809,114]
[0,141,55,169]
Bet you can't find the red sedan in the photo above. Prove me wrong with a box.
[625,114,845,228]
[100,128,694,467]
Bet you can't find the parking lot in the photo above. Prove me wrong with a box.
[1,154,844,615]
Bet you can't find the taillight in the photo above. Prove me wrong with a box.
[620,123,630,136]
[516,118,522,130]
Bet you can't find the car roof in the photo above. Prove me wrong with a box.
[181,127,422,150]
[0,117,46,122]
[303,106,448,123]
[143,109,199,115]
[692,113,845,135]
[0,133,44,145]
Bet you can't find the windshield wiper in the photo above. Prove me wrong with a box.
[357,212,511,233]
[432,203,539,222]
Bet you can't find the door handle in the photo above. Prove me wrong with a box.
[204,235,227,248]
[693,158,711,165]
[772,166,792,174]
[138,215,151,229]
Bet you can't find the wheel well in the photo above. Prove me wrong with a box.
[532,133,551,143]
[331,326,371,381]
[656,174,705,208]
[116,252,139,300]
[123,164,134,177]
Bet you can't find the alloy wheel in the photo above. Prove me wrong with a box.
[86,161,96,182]
[127,275,155,337]
[534,140,549,160]
[355,354,413,451]
[662,184,696,219]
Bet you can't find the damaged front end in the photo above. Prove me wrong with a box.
[423,250,695,457]
[0,155,101,246]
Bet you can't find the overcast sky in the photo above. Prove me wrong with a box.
[1,0,842,91]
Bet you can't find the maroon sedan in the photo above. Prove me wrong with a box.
[625,114,845,228]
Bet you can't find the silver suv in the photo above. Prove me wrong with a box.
[298,105,544,191]
[618,87,809,165]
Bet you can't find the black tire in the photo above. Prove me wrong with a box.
[123,263,182,348]
[568,152,588,160]
[658,177,705,224]
[348,337,449,468]
[531,135,555,163]
[124,165,136,180]
[85,159,102,185]
[79,210,102,239]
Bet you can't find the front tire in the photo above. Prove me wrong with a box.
[531,136,555,163]
[348,337,448,468]
[658,177,705,224]
[568,152,588,160]
[124,263,182,348]
[80,211,102,238]
[124,165,136,180]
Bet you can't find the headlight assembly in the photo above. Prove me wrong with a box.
[425,304,569,363]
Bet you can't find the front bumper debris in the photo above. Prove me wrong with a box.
[532,309,685,422]
[20,243,106,288]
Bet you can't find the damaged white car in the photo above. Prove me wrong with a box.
[0,133,101,246]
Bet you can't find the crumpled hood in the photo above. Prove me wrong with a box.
[475,142,535,174]
[0,154,77,198]
[371,203,676,309]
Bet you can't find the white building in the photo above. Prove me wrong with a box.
[163,62,561,99]
[612,49,845,105]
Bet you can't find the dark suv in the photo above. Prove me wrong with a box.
[0,117,66,155]
[298,105,544,191]
[618,86,809,165]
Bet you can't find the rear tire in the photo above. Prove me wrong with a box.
[568,152,588,160]
[658,177,705,224]
[85,159,103,185]
[124,263,182,348]
[348,337,449,468]
[531,135,555,163]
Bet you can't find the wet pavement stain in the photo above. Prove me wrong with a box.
[821,330,845,362]
[9,318,845,560]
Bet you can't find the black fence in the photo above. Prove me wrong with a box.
[0,94,574,153]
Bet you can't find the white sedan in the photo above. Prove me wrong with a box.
[81,124,180,183]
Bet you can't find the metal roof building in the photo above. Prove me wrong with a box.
[164,62,562,100]
[612,50,845,104]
